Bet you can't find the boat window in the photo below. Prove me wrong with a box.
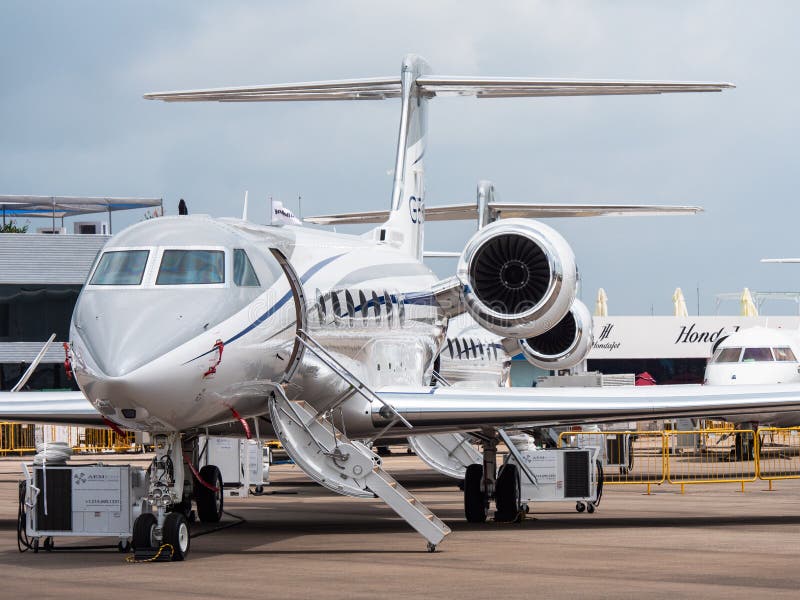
[713,347,742,363]
[233,249,260,287]
[742,347,774,362]
[90,250,150,285]
[774,347,797,362]
[156,250,224,285]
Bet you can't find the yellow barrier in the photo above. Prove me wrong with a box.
[665,429,757,492]
[0,423,139,455]
[0,423,37,456]
[757,427,800,490]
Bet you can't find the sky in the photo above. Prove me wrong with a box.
[2,1,799,316]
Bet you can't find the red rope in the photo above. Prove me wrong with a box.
[203,339,225,378]
[101,416,126,437]
[230,407,252,440]
[183,452,220,493]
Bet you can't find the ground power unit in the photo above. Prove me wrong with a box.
[505,447,602,513]
[197,436,266,497]
[22,464,148,549]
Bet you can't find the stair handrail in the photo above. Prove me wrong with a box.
[296,329,413,430]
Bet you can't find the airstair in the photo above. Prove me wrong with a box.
[267,331,451,550]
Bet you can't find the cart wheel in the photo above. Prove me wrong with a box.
[426,542,437,553]
[33,538,39,553]
[576,502,586,513]
[43,537,54,552]
[118,540,131,553]
[587,503,596,514]
[254,485,264,494]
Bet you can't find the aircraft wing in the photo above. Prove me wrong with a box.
[372,384,800,432]
[305,203,702,225]
[761,258,800,263]
[0,391,104,427]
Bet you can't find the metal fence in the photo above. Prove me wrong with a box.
[0,423,139,455]
[560,427,799,492]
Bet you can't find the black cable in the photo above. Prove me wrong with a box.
[190,510,246,538]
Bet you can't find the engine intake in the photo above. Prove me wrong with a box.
[457,219,577,338]
[519,299,593,370]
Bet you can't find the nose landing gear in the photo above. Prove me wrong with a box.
[131,433,222,561]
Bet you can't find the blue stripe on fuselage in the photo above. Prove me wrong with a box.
[186,253,343,363]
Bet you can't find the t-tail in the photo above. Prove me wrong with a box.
[145,54,733,258]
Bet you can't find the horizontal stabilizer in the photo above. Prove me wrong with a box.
[146,77,733,103]
[305,203,702,225]
[761,258,800,264]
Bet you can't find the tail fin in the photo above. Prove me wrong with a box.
[381,55,430,259]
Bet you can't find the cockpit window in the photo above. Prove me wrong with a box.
[742,347,774,362]
[233,249,260,287]
[774,347,797,362]
[714,347,742,363]
[156,250,224,285]
[90,250,149,285]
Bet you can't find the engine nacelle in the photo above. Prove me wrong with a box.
[518,299,593,370]
[456,218,577,338]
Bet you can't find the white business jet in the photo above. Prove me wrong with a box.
[8,55,800,560]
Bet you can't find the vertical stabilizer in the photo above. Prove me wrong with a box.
[381,55,431,259]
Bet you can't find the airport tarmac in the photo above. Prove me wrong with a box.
[1,452,799,599]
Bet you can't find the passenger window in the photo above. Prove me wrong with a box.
[384,291,393,326]
[358,290,368,320]
[774,347,797,362]
[316,290,327,323]
[742,347,774,362]
[714,347,742,363]
[156,250,224,285]
[447,339,454,358]
[331,291,342,323]
[91,250,149,285]
[454,339,462,358]
[371,291,381,322]
[345,290,356,321]
[397,293,405,326]
[233,249,260,287]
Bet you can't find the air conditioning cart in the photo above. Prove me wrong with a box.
[497,431,602,516]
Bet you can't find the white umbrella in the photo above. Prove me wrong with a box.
[741,287,758,317]
[673,287,689,317]
[595,288,608,316]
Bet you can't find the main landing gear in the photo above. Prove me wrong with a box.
[465,435,519,523]
[131,433,223,561]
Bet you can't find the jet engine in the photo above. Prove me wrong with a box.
[518,299,593,370]
[456,218,577,338]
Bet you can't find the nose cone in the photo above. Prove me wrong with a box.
[73,288,236,377]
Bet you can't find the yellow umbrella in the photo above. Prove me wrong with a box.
[741,287,758,317]
[594,288,608,316]
[673,287,689,317]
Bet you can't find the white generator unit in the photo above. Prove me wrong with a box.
[502,444,602,513]
[197,436,266,497]
[22,464,148,547]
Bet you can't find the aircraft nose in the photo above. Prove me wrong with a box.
[73,289,225,377]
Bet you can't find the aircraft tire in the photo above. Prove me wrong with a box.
[132,513,157,550]
[464,464,487,523]
[494,463,520,521]
[163,512,191,561]
[195,465,224,523]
